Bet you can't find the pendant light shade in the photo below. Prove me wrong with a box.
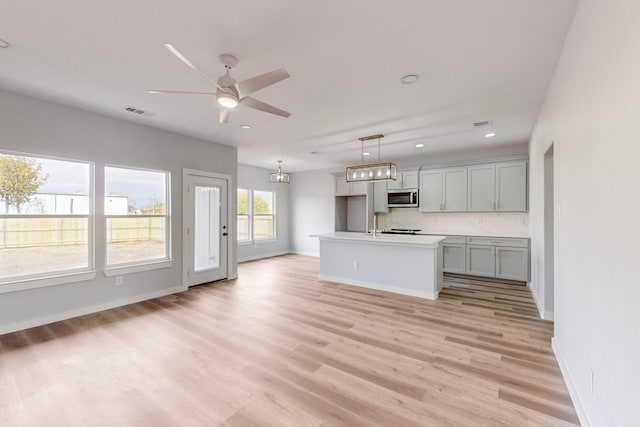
[346,134,397,183]
[270,160,290,184]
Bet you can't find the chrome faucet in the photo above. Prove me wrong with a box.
[372,213,378,237]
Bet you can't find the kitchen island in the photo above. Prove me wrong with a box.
[311,232,446,300]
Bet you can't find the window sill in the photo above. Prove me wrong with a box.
[254,238,277,244]
[104,260,173,277]
[238,241,253,246]
[0,270,97,295]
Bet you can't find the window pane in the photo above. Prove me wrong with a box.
[237,214,249,241]
[0,154,89,215]
[0,217,89,279]
[105,167,166,215]
[105,166,169,267]
[237,188,248,215]
[194,185,220,271]
[106,217,167,265]
[253,191,273,215]
[253,216,274,239]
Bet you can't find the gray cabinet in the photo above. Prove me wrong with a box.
[496,247,529,281]
[467,161,527,212]
[387,169,419,190]
[464,237,529,281]
[442,236,466,274]
[373,181,388,213]
[467,164,495,211]
[419,169,443,212]
[466,245,496,277]
[335,176,367,196]
[496,162,527,211]
[419,167,467,212]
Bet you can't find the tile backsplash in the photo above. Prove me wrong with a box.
[377,209,529,238]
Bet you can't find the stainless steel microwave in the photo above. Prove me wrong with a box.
[387,189,419,208]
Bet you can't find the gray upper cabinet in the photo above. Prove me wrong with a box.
[388,169,419,190]
[334,175,367,196]
[467,160,527,212]
[443,168,467,211]
[419,167,467,212]
[496,162,527,211]
[467,164,496,211]
[419,169,443,212]
[373,181,388,213]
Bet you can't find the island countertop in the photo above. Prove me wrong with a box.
[311,232,445,248]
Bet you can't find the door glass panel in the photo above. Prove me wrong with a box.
[194,185,220,272]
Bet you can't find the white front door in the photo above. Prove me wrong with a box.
[183,173,228,286]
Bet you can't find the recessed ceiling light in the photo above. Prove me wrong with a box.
[0,38,9,49]
[484,132,496,138]
[415,143,425,148]
[401,74,419,84]
[363,152,370,156]
[240,125,252,130]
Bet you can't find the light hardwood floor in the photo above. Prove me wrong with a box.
[0,255,578,426]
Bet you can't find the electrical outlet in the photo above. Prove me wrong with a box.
[353,261,359,270]
[477,218,483,225]
[115,276,123,286]
[520,219,526,225]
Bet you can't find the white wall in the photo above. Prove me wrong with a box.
[528,1,640,425]
[290,169,336,256]
[377,210,528,238]
[237,164,291,261]
[0,88,237,333]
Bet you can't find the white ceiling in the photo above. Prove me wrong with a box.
[0,0,578,172]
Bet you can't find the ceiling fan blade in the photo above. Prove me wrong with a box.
[147,89,216,95]
[235,68,290,98]
[239,96,291,118]
[220,108,230,124]
[164,44,226,92]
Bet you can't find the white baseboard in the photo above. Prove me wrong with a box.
[552,338,591,427]
[318,274,438,300]
[291,250,319,258]
[238,251,291,263]
[0,285,184,336]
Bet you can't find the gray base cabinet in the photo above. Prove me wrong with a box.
[466,245,496,277]
[495,247,529,281]
[442,236,466,274]
[464,237,529,282]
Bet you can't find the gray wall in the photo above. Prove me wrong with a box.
[528,0,640,424]
[0,88,237,333]
[237,164,291,261]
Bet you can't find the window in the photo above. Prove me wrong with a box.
[237,188,250,242]
[0,152,93,285]
[105,166,170,269]
[253,190,275,240]
[237,188,276,242]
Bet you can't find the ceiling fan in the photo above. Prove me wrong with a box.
[148,44,291,124]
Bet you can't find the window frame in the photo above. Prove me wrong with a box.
[237,188,276,244]
[0,150,96,293]
[103,164,172,276]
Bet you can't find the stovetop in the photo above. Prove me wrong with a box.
[379,228,422,235]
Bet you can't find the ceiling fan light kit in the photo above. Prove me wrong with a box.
[270,160,290,184]
[346,134,397,183]
[149,45,291,124]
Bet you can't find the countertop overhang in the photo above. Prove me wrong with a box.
[311,232,445,248]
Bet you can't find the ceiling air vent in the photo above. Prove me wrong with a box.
[124,106,155,117]
[473,120,491,127]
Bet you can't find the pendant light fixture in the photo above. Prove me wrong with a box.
[346,134,397,183]
[270,160,290,184]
